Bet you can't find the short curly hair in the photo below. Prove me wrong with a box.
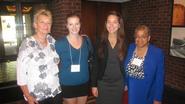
[33,9,52,23]
[135,25,151,36]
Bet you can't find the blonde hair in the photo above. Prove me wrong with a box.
[135,25,151,36]
[33,9,52,23]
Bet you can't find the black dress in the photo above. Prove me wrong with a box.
[96,43,123,104]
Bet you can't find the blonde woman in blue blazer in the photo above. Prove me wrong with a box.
[124,25,165,104]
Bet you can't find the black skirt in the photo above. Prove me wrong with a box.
[61,82,89,98]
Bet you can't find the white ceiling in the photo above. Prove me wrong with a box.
[88,0,131,3]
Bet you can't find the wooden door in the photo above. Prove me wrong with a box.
[81,0,121,44]
[81,1,97,43]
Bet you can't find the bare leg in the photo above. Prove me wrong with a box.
[77,96,88,104]
[63,98,77,104]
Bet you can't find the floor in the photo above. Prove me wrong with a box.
[2,97,96,104]
[2,89,185,104]
[0,61,185,104]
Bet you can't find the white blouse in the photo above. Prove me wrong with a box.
[16,35,61,101]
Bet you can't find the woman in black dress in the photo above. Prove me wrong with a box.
[91,11,127,104]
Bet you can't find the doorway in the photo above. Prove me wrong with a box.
[0,1,50,62]
[81,0,121,44]
[1,15,17,56]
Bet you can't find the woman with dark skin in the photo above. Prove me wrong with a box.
[124,25,164,104]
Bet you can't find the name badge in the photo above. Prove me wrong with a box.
[131,58,143,67]
[71,64,80,72]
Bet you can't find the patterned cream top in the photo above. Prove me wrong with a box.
[16,34,61,101]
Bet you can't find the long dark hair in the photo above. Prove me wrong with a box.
[98,11,126,61]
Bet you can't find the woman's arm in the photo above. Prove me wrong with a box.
[20,85,38,104]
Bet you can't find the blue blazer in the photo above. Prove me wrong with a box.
[124,43,165,104]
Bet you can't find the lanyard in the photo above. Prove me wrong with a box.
[68,43,81,65]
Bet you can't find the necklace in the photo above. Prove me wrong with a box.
[135,47,148,58]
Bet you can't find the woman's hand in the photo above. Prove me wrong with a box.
[153,100,161,104]
[92,87,98,97]
[124,85,128,91]
[26,95,39,104]
[20,85,39,104]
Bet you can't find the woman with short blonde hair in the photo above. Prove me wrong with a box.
[17,8,62,104]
